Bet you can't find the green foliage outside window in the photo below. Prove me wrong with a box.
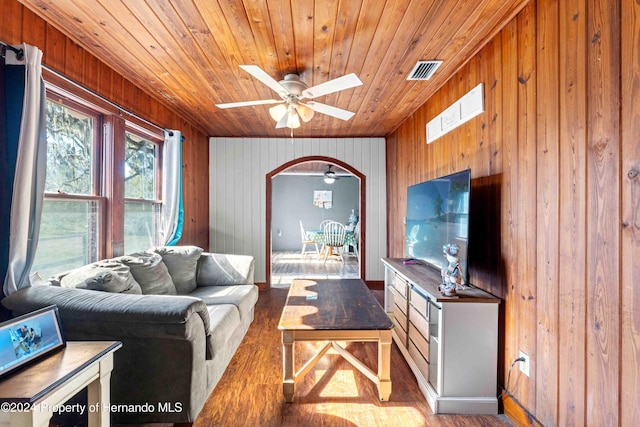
[45,101,93,195]
[125,132,156,199]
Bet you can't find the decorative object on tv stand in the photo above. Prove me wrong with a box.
[438,243,466,296]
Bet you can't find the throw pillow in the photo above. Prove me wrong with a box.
[29,271,49,287]
[58,260,142,294]
[115,252,177,295]
[148,246,203,294]
[197,253,254,286]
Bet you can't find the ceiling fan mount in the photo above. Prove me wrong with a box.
[216,65,363,129]
[278,74,308,97]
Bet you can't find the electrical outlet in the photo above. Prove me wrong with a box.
[519,351,530,377]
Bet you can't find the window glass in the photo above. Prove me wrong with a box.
[32,199,100,279]
[124,201,160,254]
[33,100,101,277]
[125,132,156,199]
[124,131,160,254]
[45,101,94,195]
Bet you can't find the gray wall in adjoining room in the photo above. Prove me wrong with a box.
[271,175,359,251]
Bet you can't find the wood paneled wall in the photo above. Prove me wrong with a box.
[386,0,639,425]
[0,0,210,249]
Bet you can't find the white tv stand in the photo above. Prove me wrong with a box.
[382,258,500,414]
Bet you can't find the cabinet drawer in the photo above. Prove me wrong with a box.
[394,306,408,332]
[393,311,408,348]
[409,287,429,320]
[408,340,430,381]
[409,306,429,336]
[409,323,429,361]
[393,275,408,298]
[389,286,407,314]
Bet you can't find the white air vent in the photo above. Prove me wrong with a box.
[407,60,443,80]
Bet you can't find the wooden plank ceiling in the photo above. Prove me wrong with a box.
[18,0,529,138]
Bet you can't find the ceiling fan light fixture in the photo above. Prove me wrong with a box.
[296,103,315,122]
[269,104,288,121]
[323,165,337,184]
[287,109,301,129]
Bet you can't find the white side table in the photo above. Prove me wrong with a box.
[0,341,121,427]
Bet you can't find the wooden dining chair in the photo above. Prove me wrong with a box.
[317,220,332,254]
[319,219,332,230]
[299,221,319,257]
[322,221,347,264]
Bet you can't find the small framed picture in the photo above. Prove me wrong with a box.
[313,190,333,209]
[0,306,66,378]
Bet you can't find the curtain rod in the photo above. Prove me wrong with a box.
[1,40,170,136]
[1,43,24,60]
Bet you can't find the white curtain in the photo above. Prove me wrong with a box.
[161,129,183,245]
[2,44,47,295]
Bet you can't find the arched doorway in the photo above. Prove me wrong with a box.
[266,156,366,288]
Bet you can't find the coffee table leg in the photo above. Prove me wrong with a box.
[377,330,392,401]
[282,330,295,402]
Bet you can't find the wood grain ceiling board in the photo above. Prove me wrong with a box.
[18,0,529,138]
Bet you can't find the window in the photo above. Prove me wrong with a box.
[31,86,163,279]
[32,99,102,279]
[124,130,161,254]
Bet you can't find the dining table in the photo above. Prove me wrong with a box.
[305,228,357,247]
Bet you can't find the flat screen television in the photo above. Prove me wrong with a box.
[405,169,471,285]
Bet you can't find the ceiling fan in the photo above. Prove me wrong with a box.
[215,65,363,129]
[323,165,339,184]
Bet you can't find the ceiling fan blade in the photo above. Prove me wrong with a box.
[301,73,363,99]
[302,101,356,121]
[240,65,288,97]
[216,99,282,109]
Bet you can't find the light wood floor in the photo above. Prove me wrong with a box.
[194,288,514,427]
[271,250,359,287]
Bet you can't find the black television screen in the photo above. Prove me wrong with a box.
[405,169,471,284]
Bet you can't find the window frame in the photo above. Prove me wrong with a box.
[41,92,106,263]
[34,74,165,277]
[123,124,163,252]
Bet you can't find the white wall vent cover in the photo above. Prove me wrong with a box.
[407,60,443,80]
[427,83,484,144]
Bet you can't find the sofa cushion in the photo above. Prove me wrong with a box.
[115,252,177,295]
[205,304,240,359]
[188,285,258,321]
[196,253,254,286]
[149,246,203,294]
[55,260,142,294]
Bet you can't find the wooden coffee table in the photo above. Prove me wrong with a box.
[278,278,394,402]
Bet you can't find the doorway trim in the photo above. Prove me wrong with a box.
[265,155,366,288]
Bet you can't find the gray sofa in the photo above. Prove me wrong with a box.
[1,246,258,424]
